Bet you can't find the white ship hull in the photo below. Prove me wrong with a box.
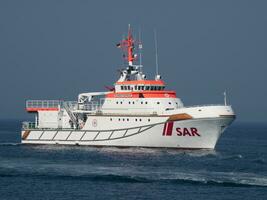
[21,116,234,149]
[21,27,236,150]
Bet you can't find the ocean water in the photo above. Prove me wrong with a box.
[0,120,266,200]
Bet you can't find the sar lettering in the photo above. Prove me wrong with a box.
[176,127,200,136]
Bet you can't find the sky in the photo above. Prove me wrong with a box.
[0,0,266,122]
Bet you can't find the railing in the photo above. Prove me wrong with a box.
[64,101,78,110]
[26,100,104,112]
[26,100,61,109]
[78,101,101,111]
[183,104,225,108]
[22,121,36,130]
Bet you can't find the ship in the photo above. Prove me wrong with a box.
[21,26,235,149]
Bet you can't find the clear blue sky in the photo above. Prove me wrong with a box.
[0,0,266,122]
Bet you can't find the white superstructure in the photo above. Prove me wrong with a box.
[21,26,235,149]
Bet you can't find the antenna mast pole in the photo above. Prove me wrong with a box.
[139,28,143,71]
[224,91,227,106]
[154,29,159,76]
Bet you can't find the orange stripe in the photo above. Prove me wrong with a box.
[106,91,177,98]
[116,80,165,85]
[26,108,59,112]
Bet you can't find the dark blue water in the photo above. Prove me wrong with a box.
[0,120,266,200]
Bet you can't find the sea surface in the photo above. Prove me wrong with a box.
[0,120,266,200]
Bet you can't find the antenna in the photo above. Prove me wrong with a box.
[224,91,227,106]
[138,28,143,70]
[154,29,159,76]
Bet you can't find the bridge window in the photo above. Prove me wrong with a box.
[121,86,123,90]
[135,85,137,90]
[128,86,130,90]
[141,86,144,90]
[145,86,150,90]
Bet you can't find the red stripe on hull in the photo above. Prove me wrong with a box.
[166,122,173,136]
[162,121,173,136]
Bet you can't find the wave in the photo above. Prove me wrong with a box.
[0,142,21,146]
[0,172,266,187]
[222,154,243,160]
[0,165,266,188]
[26,145,219,158]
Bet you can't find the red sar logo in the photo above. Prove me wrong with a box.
[176,127,200,137]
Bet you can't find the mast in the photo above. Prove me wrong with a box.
[154,29,159,77]
[117,24,136,67]
[116,25,145,82]
[138,28,143,71]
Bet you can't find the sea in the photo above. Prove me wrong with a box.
[0,120,266,200]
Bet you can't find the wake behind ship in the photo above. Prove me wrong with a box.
[21,26,235,149]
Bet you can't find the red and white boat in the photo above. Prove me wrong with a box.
[21,26,235,149]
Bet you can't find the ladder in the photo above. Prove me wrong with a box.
[63,102,78,128]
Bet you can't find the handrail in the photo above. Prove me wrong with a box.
[183,104,226,108]
[22,121,36,129]
[26,100,61,108]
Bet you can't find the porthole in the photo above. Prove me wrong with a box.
[118,118,120,121]
[120,102,123,104]
[148,119,150,122]
[129,102,131,104]
[139,119,142,121]
[169,102,172,105]
[141,102,143,104]
[127,118,129,121]
[135,119,137,121]
[145,102,148,104]
[123,118,125,121]
[110,118,112,121]
[116,102,118,104]
[132,101,135,104]
[157,102,160,104]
